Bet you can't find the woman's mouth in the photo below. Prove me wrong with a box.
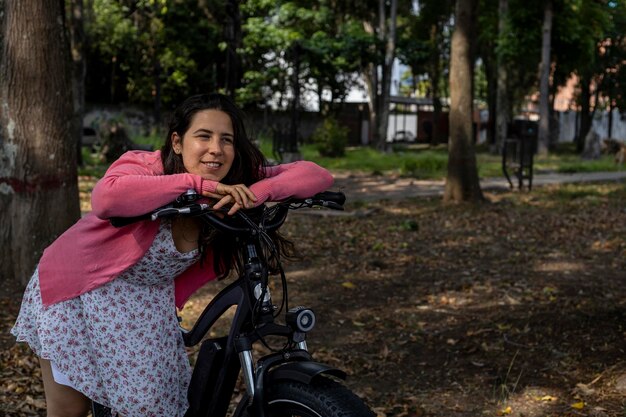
[203,161,222,169]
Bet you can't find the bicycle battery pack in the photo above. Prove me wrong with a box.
[186,336,227,416]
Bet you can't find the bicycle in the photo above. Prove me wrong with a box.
[92,189,375,417]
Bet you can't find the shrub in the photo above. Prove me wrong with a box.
[311,117,348,157]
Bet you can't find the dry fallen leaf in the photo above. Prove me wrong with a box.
[537,395,558,402]
[497,406,512,415]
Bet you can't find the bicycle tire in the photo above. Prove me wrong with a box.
[258,376,376,417]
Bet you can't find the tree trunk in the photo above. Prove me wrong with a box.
[375,0,398,150]
[484,51,497,151]
[537,0,553,156]
[608,97,614,139]
[577,74,591,152]
[444,0,483,203]
[429,24,443,145]
[224,0,242,98]
[363,58,378,146]
[0,0,80,290]
[363,0,397,150]
[68,0,86,167]
[495,0,509,154]
[577,73,604,153]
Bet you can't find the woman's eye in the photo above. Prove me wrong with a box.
[222,137,234,144]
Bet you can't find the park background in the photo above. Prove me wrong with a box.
[1,0,626,416]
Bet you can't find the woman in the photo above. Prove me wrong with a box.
[11,93,334,417]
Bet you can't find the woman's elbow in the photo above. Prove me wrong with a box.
[90,181,116,219]
[306,161,334,189]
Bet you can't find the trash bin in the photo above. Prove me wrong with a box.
[502,120,537,190]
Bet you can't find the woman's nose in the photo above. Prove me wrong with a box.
[207,138,223,154]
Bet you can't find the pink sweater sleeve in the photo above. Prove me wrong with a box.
[250,161,334,204]
[91,151,218,219]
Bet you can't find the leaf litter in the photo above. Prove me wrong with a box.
[1,181,625,416]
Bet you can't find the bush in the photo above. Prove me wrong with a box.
[311,117,348,158]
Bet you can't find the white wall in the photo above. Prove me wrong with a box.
[558,109,626,142]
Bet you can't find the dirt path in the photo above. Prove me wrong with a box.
[331,170,626,202]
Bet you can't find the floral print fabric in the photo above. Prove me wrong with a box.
[12,220,198,417]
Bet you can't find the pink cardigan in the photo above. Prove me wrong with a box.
[39,150,334,308]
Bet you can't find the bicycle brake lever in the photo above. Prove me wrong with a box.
[150,204,212,220]
[305,199,344,211]
[151,207,180,220]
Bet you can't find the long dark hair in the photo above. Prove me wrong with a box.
[161,93,293,277]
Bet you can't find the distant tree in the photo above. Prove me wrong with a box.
[361,0,399,150]
[537,0,553,155]
[0,0,80,288]
[444,0,484,203]
[67,0,86,166]
[495,0,510,153]
[396,0,454,145]
[239,1,369,111]
[476,0,543,148]
[84,0,223,110]
[568,0,626,151]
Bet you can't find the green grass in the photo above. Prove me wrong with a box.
[81,131,620,181]
[296,142,621,179]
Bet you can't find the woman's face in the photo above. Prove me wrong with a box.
[172,109,235,181]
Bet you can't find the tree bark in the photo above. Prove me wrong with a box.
[537,0,553,156]
[443,0,483,203]
[0,0,80,289]
[495,0,509,153]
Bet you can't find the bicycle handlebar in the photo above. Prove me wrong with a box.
[109,190,346,233]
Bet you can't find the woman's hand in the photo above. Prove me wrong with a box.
[203,183,257,215]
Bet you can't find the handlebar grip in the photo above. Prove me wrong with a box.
[109,214,151,228]
[313,191,346,206]
[321,201,344,210]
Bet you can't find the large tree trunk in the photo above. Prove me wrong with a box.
[444,0,483,203]
[537,0,553,156]
[495,0,509,154]
[0,0,80,290]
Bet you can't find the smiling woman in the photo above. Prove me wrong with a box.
[10,93,334,417]
[171,110,236,182]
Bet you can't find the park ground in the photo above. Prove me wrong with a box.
[1,175,625,417]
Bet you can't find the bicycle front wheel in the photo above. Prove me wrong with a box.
[263,377,375,417]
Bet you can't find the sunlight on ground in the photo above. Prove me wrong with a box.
[496,386,567,417]
[534,261,585,272]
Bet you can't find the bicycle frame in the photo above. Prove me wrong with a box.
[182,228,345,417]
[97,191,349,417]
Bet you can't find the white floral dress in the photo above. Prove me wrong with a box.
[12,220,199,417]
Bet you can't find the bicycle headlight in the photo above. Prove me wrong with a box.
[286,306,316,333]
